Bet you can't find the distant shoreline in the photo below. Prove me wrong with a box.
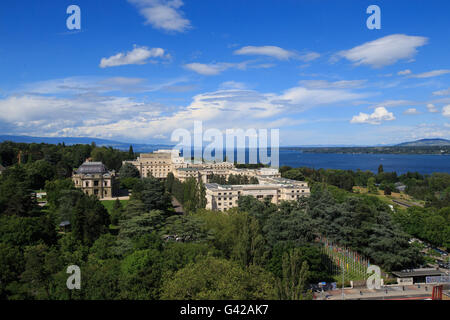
[282,146,450,155]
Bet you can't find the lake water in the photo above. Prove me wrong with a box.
[279,149,450,175]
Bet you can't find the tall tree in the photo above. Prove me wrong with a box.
[277,248,311,300]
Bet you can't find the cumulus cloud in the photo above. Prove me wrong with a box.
[128,0,191,32]
[0,78,368,141]
[351,107,395,125]
[427,103,439,113]
[100,45,169,68]
[443,105,450,117]
[403,108,420,115]
[433,88,450,96]
[336,34,428,68]
[233,46,296,60]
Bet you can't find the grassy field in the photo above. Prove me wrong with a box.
[352,186,424,208]
[101,199,129,214]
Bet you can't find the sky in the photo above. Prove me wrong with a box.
[0,0,450,146]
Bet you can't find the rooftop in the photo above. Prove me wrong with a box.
[392,269,445,278]
[75,161,108,174]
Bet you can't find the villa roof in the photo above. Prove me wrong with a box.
[75,161,108,174]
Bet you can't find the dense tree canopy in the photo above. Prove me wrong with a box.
[0,141,446,300]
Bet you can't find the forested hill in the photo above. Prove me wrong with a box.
[0,135,172,153]
[396,138,450,147]
[293,145,450,155]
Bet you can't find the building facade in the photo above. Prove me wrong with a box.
[124,150,309,211]
[124,149,186,179]
[72,161,117,199]
[205,176,310,212]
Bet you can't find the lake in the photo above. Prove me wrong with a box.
[279,149,450,175]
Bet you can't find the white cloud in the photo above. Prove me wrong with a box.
[336,34,428,68]
[22,76,187,95]
[298,52,320,62]
[233,46,296,60]
[0,78,368,141]
[370,99,413,108]
[183,62,248,75]
[410,69,450,78]
[128,0,191,32]
[397,69,412,75]
[220,81,247,90]
[100,45,169,68]
[299,79,366,89]
[351,107,395,125]
[433,87,450,96]
[403,108,420,115]
[427,103,439,113]
[443,105,450,117]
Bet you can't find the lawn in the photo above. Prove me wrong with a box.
[101,199,129,214]
[352,186,424,207]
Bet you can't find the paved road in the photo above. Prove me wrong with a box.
[324,285,434,300]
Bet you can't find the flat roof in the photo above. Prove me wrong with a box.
[392,269,445,278]
[205,182,308,191]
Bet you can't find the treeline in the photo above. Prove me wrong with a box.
[0,141,136,182]
[239,186,422,272]
[0,170,319,300]
[281,166,450,250]
[394,207,450,249]
[165,173,206,214]
[208,173,259,185]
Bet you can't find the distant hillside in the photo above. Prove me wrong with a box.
[396,138,450,147]
[0,135,173,153]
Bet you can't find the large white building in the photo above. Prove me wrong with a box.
[205,176,310,212]
[123,149,186,179]
[124,150,310,211]
[123,149,280,183]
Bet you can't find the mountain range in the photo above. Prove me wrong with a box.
[395,138,450,147]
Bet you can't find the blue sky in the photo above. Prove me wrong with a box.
[0,0,449,145]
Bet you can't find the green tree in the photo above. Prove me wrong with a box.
[110,198,124,225]
[119,163,140,179]
[119,249,162,299]
[160,257,276,300]
[367,177,378,194]
[277,248,312,300]
[128,145,135,160]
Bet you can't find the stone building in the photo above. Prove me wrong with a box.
[123,150,282,184]
[205,176,310,212]
[72,161,117,199]
[123,149,185,179]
